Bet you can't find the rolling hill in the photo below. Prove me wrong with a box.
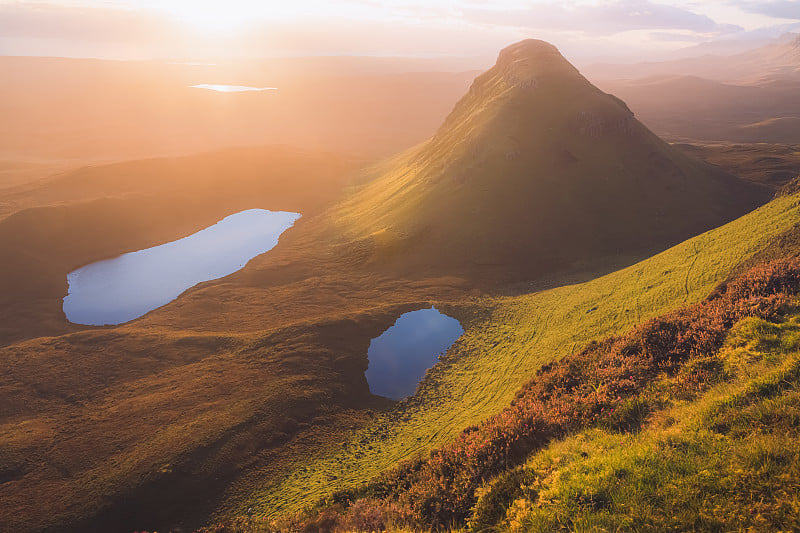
[596,75,800,144]
[0,146,364,346]
[0,40,786,532]
[675,143,800,191]
[584,33,800,83]
[219,181,800,531]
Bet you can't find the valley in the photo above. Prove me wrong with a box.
[0,26,799,533]
[227,190,800,525]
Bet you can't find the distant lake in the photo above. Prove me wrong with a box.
[63,209,301,326]
[190,84,278,92]
[365,307,464,400]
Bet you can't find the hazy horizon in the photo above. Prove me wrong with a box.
[3,3,800,533]
[1,0,799,64]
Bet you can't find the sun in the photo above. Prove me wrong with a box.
[159,0,273,33]
[154,0,381,34]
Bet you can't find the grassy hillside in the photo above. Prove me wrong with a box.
[0,42,788,533]
[221,191,800,523]
[0,307,413,533]
[473,308,800,532]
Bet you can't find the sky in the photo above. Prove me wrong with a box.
[0,0,799,62]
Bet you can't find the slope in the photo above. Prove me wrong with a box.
[0,41,782,532]
[284,255,800,530]
[331,40,767,282]
[473,309,800,532]
[219,189,800,524]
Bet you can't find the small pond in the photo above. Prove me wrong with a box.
[365,306,464,400]
[190,84,278,92]
[63,209,300,326]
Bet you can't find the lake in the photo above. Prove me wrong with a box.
[63,209,300,326]
[365,307,464,400]
[190,84,278,92]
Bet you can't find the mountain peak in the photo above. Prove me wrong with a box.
[493,39,581,87]
[434,39,587,134]
[496,39,563,66]
[333,39,767,281]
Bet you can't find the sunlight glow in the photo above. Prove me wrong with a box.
[158,1,284,32]
[153,0,382,33]
[1,0,796,59]
[190,84,278,92]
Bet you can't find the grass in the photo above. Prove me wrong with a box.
[230,192,800,520]
[2,44,781,531]
[485,312,800,532]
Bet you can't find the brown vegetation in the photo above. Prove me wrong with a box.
[0,40,785,533]
[675,142,800,190]
[0,146,362,346]
[283,256,800,531]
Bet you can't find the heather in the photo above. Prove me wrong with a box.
[239,193,800,521]
[482,315,800,531]
[274,257,800,531]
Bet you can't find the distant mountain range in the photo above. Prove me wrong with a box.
[674,32,798,57]
[582,35,800,144]
[0,39,782,533]
[586,33,800,83]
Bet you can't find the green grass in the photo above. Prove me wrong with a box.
[483,312,800,532]
[235,194,800,520]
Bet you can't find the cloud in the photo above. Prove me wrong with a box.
[0,0,755,61]
[462,0,743,36]
[730,1,800,20]
[648,31,708,42]
[0,2,515,60]
[0,3,178,42]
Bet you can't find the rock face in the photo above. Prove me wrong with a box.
[332,39,770,281]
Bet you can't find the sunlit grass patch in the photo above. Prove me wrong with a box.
[484,312,800,533]
[242,190,800,521]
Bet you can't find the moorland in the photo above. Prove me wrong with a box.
[0,35,799,533]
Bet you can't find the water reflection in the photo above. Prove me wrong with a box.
[366,307,464,400]
[63,209,300,326]
[190,84,278,92]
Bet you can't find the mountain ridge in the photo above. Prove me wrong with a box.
[585,33,800,83]
[0,39,785,533]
